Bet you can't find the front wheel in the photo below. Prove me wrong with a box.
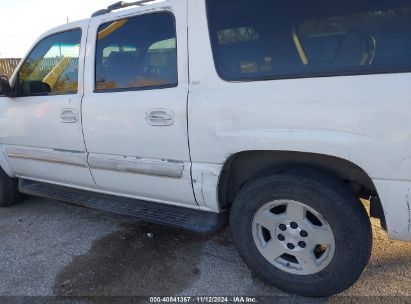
[229,170,372,297]
[0,168,21,208]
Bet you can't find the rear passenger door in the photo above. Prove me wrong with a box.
[82,2,197,207]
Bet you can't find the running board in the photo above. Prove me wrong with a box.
[19,179,227,234]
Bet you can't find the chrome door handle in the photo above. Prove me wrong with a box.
[60,109,79,123]
[146,109,174,126]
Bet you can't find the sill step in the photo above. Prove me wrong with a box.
[19,179,226,234]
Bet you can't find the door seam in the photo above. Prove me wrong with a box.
[79,17,97,185]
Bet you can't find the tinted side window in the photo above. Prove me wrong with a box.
[206,0,411,81]
[18,30,81,96]
[95,12,177,92]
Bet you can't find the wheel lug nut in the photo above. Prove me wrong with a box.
[290,222,298,229]
[300,230,308,237]
[287,243,295,250]
[279,224,287,231]
[298,241,307,248]
[277,234,285,241]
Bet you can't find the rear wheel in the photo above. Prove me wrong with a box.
[0,168,21,207]
[229,170,372,297]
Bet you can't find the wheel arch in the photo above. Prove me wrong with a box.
[218,150,384,223]
[0,148,14,177]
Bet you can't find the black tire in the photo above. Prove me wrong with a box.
[229,168,372,297]
[0,168,21,207]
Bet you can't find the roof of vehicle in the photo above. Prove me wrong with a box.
[91,0,168,17]
[35,0,169,44]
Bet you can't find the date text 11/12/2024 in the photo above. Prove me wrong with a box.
[149,297,258,303]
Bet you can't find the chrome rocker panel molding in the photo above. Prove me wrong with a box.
[5,146,88,167]
[88,154,184,178]
[5,146,184,179]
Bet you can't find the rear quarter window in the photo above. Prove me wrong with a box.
[206,0,411,81]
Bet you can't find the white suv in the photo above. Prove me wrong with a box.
[0,0,410,297]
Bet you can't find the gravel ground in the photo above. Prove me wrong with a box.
[0,197,410,303]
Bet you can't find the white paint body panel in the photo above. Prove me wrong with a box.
[187,1,411,241]
[0,0,409,241]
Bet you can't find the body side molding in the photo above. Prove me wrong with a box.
[88,154,184,178]
[5,146,88,167]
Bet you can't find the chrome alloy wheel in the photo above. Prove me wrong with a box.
[252,200,336,275]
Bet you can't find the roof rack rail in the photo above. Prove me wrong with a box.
[91,0,164,17]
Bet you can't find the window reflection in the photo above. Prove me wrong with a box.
[95,13,178,91]
[207,0,411,81]
[18,30,81,96]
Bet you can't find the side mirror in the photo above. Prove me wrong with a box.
[29,81,51,95]
[0,75,12,96]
